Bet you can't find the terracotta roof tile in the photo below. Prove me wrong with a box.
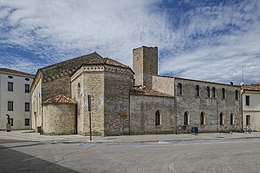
[242,83,260,91]
[43,94,76,104]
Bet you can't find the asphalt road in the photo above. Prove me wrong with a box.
[1,138,260,173]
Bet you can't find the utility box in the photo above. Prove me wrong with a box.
[6,123,11,132]
[191,127,198,135]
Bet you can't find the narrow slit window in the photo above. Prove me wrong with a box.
[220,113,224,125]
[177,83,182,96]
[195,85,200,97]
[200,112,205,125]
[212,87,216,98]
[184,112,189,125]
[155,110,160,126]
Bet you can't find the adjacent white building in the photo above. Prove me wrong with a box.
[0,68,34,130]
[242,83,260,131]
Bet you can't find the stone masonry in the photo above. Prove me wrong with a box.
[133,46,158,88]
[174,77,241,132]
[31,45,242,136]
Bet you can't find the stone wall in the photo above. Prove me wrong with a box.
[130,94,175,135]
[152,76,175,96]
[133,46,158,88]
[71,71,84,135]
[31,75,42,132]
[174,78,242,132]
[42,103,76,135]
[71,65,105,136]
[42,75,71,102]
[104,68,134,136]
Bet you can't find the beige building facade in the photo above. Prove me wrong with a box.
[31,46,242,136]
[242,84,260,131]
[0,68,34,130]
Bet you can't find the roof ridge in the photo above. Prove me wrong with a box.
[43,94,76,104]
[0,68,35,77]
[40,52,103,70]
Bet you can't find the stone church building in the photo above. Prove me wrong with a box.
[31,46,242,136]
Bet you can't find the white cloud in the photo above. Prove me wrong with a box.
[0,0,259,84]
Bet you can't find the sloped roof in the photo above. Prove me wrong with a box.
[242,83,260,91]
[40,52,132,80]
[103,57,129,68]
[43,94,76,104]
[131,87,174,98]
[0,68,35,78]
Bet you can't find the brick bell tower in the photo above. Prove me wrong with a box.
[133,46,158,89]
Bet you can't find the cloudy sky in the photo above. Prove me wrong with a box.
[0,0,259,84]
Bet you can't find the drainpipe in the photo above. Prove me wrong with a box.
[128,90,131,135]
[240,88,244,131]
[217,99,219,133]
[174,96,178,134]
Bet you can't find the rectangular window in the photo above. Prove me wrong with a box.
[246,95,250,106]
[230,114,234,125]
[8,82,13,91]
[207,87,210,98]
[25,84,30,93]
[25,102,30,112]
[235,90,239,100]
[220,113,224,125]
[222,88,225,99]
[212,87,216,98]
[195,85,200,97]
[177,83,182,96]
[8,101,13,111]
[246,115,250,125]
[10,118,13,126]
[200,113,205,125]
[25,118,30,126]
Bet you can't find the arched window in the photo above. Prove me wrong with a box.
[207,87,210,98]
[235,90,239,100]
[77,83,81,98]
[184,112,189,125]
[222,88,225,99]
[212,87,216,98]
[195,85,200,97]
[177,83,182,96]
[220,113,224,125]
[230,113,234,125]
[155,110,160,126]
[200,112,205,125]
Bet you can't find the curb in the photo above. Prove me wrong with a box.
[56,136,260,145]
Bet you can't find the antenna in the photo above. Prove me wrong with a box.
[241,65,244,84]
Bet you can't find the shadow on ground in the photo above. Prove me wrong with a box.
[0,144,79,173]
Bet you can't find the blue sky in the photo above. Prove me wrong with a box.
[0,0,259,84]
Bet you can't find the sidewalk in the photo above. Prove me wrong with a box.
[1,130,260,145]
